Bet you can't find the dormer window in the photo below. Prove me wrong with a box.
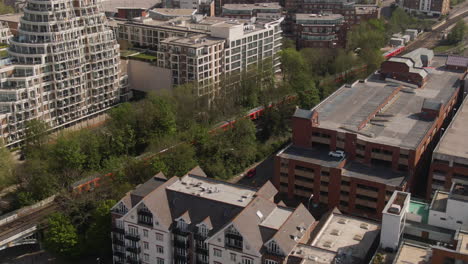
[198,224,209,237]
[137,204,153,226]
[113,202,128,215]
[225,225,243,250]
[177,219,188,231]
[267,241,281,255]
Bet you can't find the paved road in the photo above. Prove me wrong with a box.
[234,155,275,188]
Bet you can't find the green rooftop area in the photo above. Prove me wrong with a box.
[120,50,157,62]
[409,200,429,224]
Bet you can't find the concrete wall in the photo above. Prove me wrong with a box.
[428,199,468,231]
[125,59,173,94]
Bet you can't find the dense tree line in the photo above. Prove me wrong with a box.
[447,21,466,45]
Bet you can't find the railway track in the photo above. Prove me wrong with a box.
[404,11,468,53]
[0,203,57,243]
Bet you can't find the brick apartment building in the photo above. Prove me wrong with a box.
[293,13,347,49]
[284,0,379,25]
[111,166,381,264]
[399,0,450,16]
[273,50,467,220]
[221,3,283,20]
[282,0,379,48]
[427,93,468,198]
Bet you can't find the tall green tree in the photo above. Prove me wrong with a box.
[44,213,79,257]
[447,20,466,44]
[85,200,116,259]
[0,141,14,188]
[22,119,49,158]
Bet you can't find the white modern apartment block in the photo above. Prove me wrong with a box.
[0,0,129,146]
[0,21,12,44]
[428,183,468,231]
[156,17,283,97]
[110,166,316,264]
[381,191,410,251]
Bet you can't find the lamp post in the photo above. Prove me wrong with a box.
[307,193,314,211]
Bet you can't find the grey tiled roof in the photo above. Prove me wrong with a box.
[446,55,468,68]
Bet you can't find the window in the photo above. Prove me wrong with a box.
[214,248,222,257]
[144,254,149,262]
[230,253,237,261]
[144,241,149,250]
[267,241,280,255]
[157,258,164,264]
[156,232,164,241]
[198,224,209,237]
[440,217,447,221]
[265,260,278,264]
[157,245,164,254]
[456,220,463,224]
[242,257,253,264]
[143,229,148,238]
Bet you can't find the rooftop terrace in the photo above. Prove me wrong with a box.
[394,243,429,264]
[277,144,344,168]
[314,56,461,150]
[310,213,380,261]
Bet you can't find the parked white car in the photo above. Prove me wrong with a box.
[329,150,346,158]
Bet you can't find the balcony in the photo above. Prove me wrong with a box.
[112,226,125,234]
[174,238,190,248]
[126,257,142,264]
[113,251,125,258]
[112,234,125,246]
[194,233,208,241]
[126,245,141,254]
[196,247,208,255]
[124,233,140,241]
[173,227,190,236]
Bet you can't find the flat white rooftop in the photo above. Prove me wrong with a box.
[261,207,293,229]
[166,174,257,207]
[311,213,380,260]
[291,244,337,264]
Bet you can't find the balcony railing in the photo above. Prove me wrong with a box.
[126,257,142,264]
[173,227,190,236]
[125,233,140,241]
[112,226,125,234]
[126,245,141,254]
[112,234,125,246]
[174,239,190,248]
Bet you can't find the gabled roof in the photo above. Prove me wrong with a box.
[139,177,179,229]
[176,210,192,224]
[199,216,213,229]
[230,196,278,253]
[293,108,313,119]
[188,166,207,177]
[130,173,168,206]
[165,187,245,236]
[270,204,316,255]
[256,181,278,200]
[446,55,468,68]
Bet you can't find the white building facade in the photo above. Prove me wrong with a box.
[0,0,129,146]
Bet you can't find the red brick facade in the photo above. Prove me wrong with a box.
[274,72,464,220]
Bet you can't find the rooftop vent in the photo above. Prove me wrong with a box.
[331,229,342,236]
[308,256,318,261]
[323,241,334,248]
[353,234,363,241]
[360,223,369,230]
[338,218,348,224]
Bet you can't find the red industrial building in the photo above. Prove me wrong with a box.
[274,50,467,220]
[427,92,468,199]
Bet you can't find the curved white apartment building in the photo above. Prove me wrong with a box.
[0,0,129,146]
